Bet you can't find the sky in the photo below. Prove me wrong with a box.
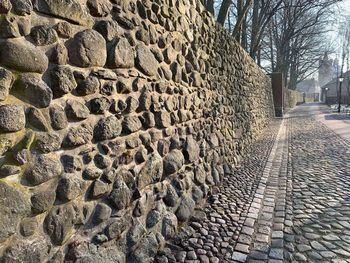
[343,0,350,14]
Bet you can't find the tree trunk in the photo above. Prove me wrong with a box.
[269,22,275,72]
[250,0,260,60]
[232,0,252,42]
[241,12,248,50]
[217,0,232,25]
[206,0,215,15]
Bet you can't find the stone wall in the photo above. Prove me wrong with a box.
[0,0,274,261]
[284,88,313,109]
[284,88,303,109]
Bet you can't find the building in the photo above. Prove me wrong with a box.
[320,71,350,105]
[318,52,336,87]
[296,78,320,101]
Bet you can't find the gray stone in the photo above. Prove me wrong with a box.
[0,15,30,38]
[66,100,90,120]
[34,0,93,26]
[66,241,125,262]
[161,213,178,239]
[146,209,162,228]
[81,158,100,173]
[15,73,53,108]
[89,97,110,114]
[69,29,107,67]
[87,0,112,17]
[125,96,139,113]
[50,66,77,97]
[106,217,129,239]
[157,139,170,157]
[122,115,142,134]
[0,164,21,177]
[92,203,111,224]
[54,21,74,38]
[175,195,195,221]
[163,149,185,175]
[57,174,85,201]
[138,91,152,111]
[63,123,93,147]
[2,239,49,263]
[27,107,50,131]
[194,164,206,185]
[44,203,75,245]
[93,154,111,169]
[127,223,147,247]
[184,137,200,162]
[0,0,11,13]
[141,111,155,128]
[94,20,119,42]
[163,184,179,207]
[155,110,172,128]
[0,104,25,132]
[50,42,68,65]
[31,190,56,214]
[50,104,68,130]
[0,40,48,73]
[0,67,13,101]
[35,132,61,153]
[24,154,62,186]
[108,37,135,68]
[30,25,58,46]
[109,180,130,210]
[19,218,37,237]
[61,155,83,173]
[137,152,163,189]
[24,155,62,186]
[0,181,31,242]
[136,44,158,76]
[10,0,32,15]
[93,115,122,141]
[76,75,100,96]
[91,179,110,199]
[128,233,159,261]
[135,147,147,164]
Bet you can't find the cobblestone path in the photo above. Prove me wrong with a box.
[157,104,350,263]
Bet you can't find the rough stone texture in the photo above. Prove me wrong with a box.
[23,154,62,186]
[0,40,48,73]
[0,67,13,101]
[15,73,53,108]
[0,104,25,132]
[34,0,93,26]
[93,115,122,141]
[0,0,12,14]
[108,37,135,68]
[68,29,107,68]
[0,182,30,242]
[0,0,274,260]
[50,66,77,97]
[30,25,58,46]
[136,44,159,76]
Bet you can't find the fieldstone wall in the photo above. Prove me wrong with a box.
[0,0,274,262]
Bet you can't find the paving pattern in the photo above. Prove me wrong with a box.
[157,104,350,263]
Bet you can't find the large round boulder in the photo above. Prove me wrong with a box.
[0,40,48,73]
[68,29,107,68]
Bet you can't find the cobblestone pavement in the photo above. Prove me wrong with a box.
[157,103,350,263]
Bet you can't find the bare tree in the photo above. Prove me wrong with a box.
[269,0,340,89]
[203,0,340,89]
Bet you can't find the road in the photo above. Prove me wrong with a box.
[157,103,350,263]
